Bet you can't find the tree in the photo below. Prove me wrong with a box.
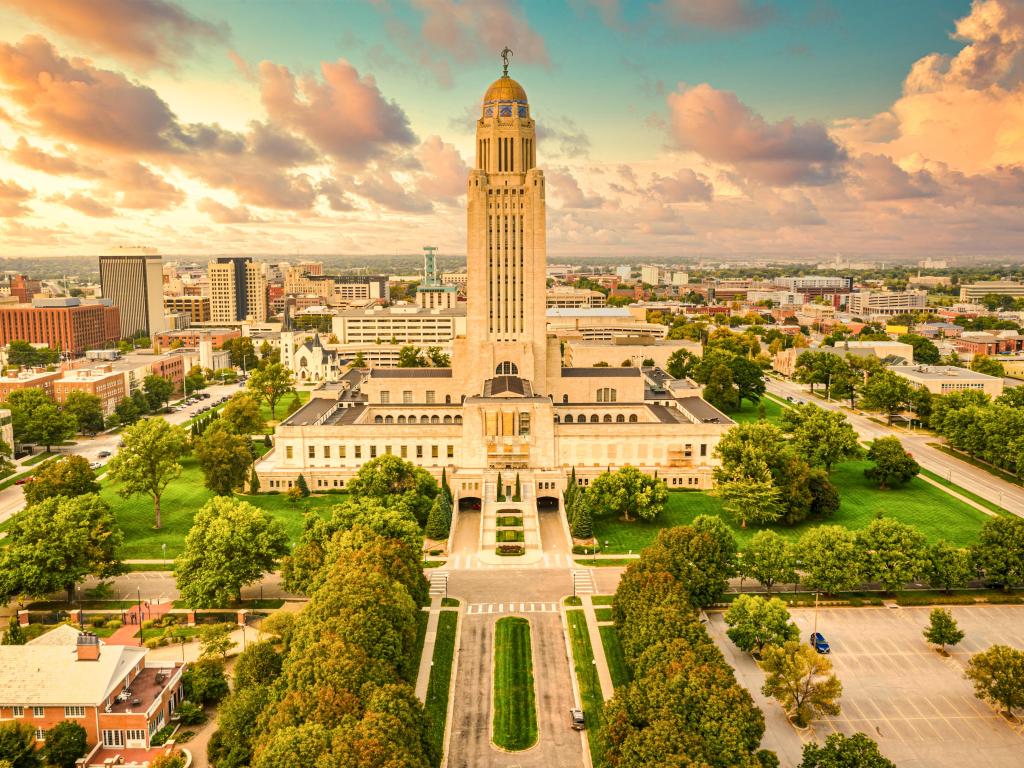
[4,387,50,443]
[143,374,174,411]
[665,348,699,379]
[924,540,972,592]
[970,354,1005,377]
[964,645,1024,717]
[859,370,913,425]
[220,393,266,435]
[569,492,593,538]
[760,640,842,727]
[183,655,230,706]
[798,526,862,594]
[295,473,310,497]
[724,595,798,654]
[147,755,185,768]
[41,721,87,768]
[22,455,98,505]
[426,346,450,367]
[233,640,283,691]
[855,517,927,593]
[249,465,260,494]
[586,466,667,522]
[0,494,122,604]
[198,623,238,659]
[781,405,862,472]
[6,340,58,368]
[62,390,104,435]
[898,333,940,364]
[345,454,438,526]
[106,418,188,529]
[0,722,39,768]
[864,436,919,488]
[175,497,289,607]
[742,531,797,594]
[2,617,25,645]
[184,365,206,396]
[424,493,451,540]
[194,422,254,496]
[397,345,427,367]
[284,394,302,416]
[223,337,257,370]
[716,474,783,527]
[112,396,141,427]
[247,362,294,420]
[970,517,1024,591]
[924,608,964,653]
[799,733,895,768]
[702,363,741,412]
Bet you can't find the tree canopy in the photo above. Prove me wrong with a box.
[106,418,189,529]
[194,421,254,496]
[22,455,99,506]
[586,465,667,523]
[247,363,295,420]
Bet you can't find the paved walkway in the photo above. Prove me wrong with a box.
[414,597,442,701]
[579,595,614,701]
[105,600,173,646]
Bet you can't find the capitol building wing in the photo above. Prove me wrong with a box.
[255,64,731,512]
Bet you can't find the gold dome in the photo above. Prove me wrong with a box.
[483,75,528,104]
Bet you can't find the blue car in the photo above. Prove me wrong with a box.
[810,632,831,654]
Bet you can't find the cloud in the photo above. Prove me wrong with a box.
[536,116,591,158]
[655,0,775,30]
[547,167,604,208]
[4,0,228,71]
[351,171,434,213]
[197,197,257,223]
[850,154,939,201]
[415,136,467,204]
[8,137,103,176]
[648,168,713,202]
[49,192,115,217]
[258,59,416,168]
[667,83,846,185]
[107,162,184,209]
[0,179,32,217]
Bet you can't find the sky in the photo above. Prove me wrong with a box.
[0,0,1023,260]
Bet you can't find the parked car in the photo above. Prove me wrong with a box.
[569,708,585,730]
[97,451,111,458]
[810,632,831,654]
[14,477,31,485]
[89,462,102,470]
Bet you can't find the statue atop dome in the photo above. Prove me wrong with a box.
[501,46,512,76]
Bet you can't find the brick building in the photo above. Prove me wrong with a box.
[0,368,62,400]
[0,299,120,356]
[54,365,126,416]
[155,328,240,349]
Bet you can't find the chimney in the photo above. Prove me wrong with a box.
[76,632,100,661]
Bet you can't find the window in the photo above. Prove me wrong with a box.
[426,391,436,404]
[385,445,392,455]
[416,446,423,458]
[64,706,85,718]
[403,390,413,404]
[285,446,293,459]
[616,414,625,423]
[339,446,346,458]
[431,445,439,458]
[103,730,124,747]
[34,728,45,742]
[400,446,408,458]
[447,445,454,459]
[495,361,518,375]
[519,412,530,435]
[628,414,638,423]
[308,445,315,459]
[126,729,146,743]
[380,391,390,404]
[11,706,23,717]
[323,446,330,459]
[32,707,44,718]
[354,446,362,459]
[370,446,377,458]
[700,444,707,457]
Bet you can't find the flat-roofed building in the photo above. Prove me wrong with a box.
[54,365,126,415]
[209,257,268,323]
[546,286,607,308]
[846,290,928,316]
[99,247,165,338]
[890,364,1004,397]
[163,295,210,324]
[156,328,241,349]
[332,305,467,345]
[283,269,388,306]
[0,368,62,400]
[0,298,120,356]
[545,307,667,341]
[955,331,1024,356]
[958,281,1024,303]
[564,337,701,369]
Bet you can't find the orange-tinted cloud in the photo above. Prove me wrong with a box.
[4,0,228,71]
[656,0,775,30]
[668,83,846,186]
[197,197,257,223]
[547,167,604,209]
[415,136,468,205]
[0,179,32,217]
[49,192,115,217]
[107,162,184,210]
[8,137,103,176]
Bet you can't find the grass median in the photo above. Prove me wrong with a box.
[566,610,605,766]
[599,625,631,688]
[492,616,538,751]
[426,610,458,765]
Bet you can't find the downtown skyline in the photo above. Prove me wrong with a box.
[0,0,1023,259]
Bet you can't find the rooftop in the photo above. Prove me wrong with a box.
[890,365,1001,381]
[560,367,641,378]
[369,368,454,378]
[0,642,146,706]
[281,397,338,426]
[546,308,631,318]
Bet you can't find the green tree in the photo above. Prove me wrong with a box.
[22,455,98,505]
[184,365,206,396]
[6,340,58,368]
[0,494,122,604]
[175,497,289,607]
[924,540,972,592]
[799,733,895,768]
[781,404,862,472]
[345,454,438,525]
[569,492,593,538]
[898,333,940,364]
[702,362,741,412]
[924,608,964,653]
[41,721,87,768]
[183,655,230,706]
[0,722,40,768]
[198,623,238,659]
[112,396,141,427]
[864,436,920,488]
[207,685,270,767]
[220,393,266,435]
[724,595,798,654]
[424,493,451,539]
[426,346,450,366]
[665,348,699,379]
[970,354,1005,377]
[194,421,254,496]
[798,526,862,594]
[970,517,1024,591]
[859,370,913,425]
[295,473,309,497]
[716,473,783,528]
[62,390,104,435]
[223,337,257,370]
[760,640,842,727]
[4,387,50,443]
[397,345,427,367]
[964,645,1024,717]
[107,418,188,529]
[233,640,283,691]
[586,466,667,522]
[247,362,295,419]
[2,617,25,645]
[855,517,927,593]
[143,374,174,411]
[742,531,797,594]
[28,402,76,452]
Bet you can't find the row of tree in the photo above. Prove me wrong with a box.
[929,389,1024,477]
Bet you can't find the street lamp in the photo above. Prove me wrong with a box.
[136,588,144,647]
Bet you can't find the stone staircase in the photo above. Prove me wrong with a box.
[479,473,541,554]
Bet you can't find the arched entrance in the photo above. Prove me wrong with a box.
[458,496,482,512]
[536,495,559,512]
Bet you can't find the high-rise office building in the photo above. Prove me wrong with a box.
[209,257,268,323]
[99,247,165,339]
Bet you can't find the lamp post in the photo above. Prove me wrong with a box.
[137,588,144,647]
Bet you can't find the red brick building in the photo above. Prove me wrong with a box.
[7,275,41,303]
[0,299,120,356]
[0,369,62,400]
[155,328,240,349]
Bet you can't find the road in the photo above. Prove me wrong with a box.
[766,377,1024,517]
[0,381,245,525]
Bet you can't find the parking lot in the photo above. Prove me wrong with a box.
[788,604,1024,768]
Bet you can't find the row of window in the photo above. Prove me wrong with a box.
[102,728,147,747]
[6,705,83,718]
[372,414,463,424]
[380,391,454,404]
[287,444,455,461]
[556,413,639,423]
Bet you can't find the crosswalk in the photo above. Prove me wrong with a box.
[466,602,559,615]
[428,572,448,599]
[443,552,578,570]
[571,569,596,595]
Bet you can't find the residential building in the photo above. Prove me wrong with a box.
[332,305,467,346]
[209,257,268,323]
[958,281,1024,303]
[671,271,689,287]
[0,298,120,355]
[955,331,1024,356]
[283,269,388,306]
[99,247,165,338]
[54,365,126,416]
[846,290,928,316]
[155,328,241,349]
[890,364,1004,397]
[545,286,607,309]
[162,295,210,325]
[0,627,185,753]
[0,368,62,400]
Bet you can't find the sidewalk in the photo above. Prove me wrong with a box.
[414,597,442,701]
[580,595,614,701]
[105,600,174,646]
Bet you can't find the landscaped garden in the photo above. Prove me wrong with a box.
[492,616,538,751]
[592,459,993,552]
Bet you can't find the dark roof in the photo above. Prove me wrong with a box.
[483,376,531,397]
[646,404,686,424]
[322,404,367,425]
[281,398,337,426]
[675,396,734,425]
[560,367,641,378]
[370,368,453,378]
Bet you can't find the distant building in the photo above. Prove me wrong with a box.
[156,328,241,349]
[958,281,1024,303]
[564,337,701,369]
[0,298,120,356]
[2,274,41,303]
[890,364,1004,397]
[846,290,928,316]
[332,305,467,346]
[955,331,1024,356]
[415,247,458,309]
[283,269,388,306]
[0,368,62,400]
[0,408,11,449]
[546,286,607,309]
[545,307,667,342]
[615,265,632,281]
[163,295,211,325]
[774,276,853,293]
[210,257,268,323]
[99,247,165,338]
[54,364,126,415]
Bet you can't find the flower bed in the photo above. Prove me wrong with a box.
[497,529,524,543]
[496,544,525,556]
[497,515,523,527]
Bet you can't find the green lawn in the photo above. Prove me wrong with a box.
[492,616,538,752]
[566,610,605,766]
[426,610,458,765]
[593,459,991,552]
[101,455,340,559]
[918,467,1010,516]
[259,390,310,430]
[599,625,631,688]
[413,610,429,685]
[590,595,614,606]
[730,395,788,425]
[594,607,613,622]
